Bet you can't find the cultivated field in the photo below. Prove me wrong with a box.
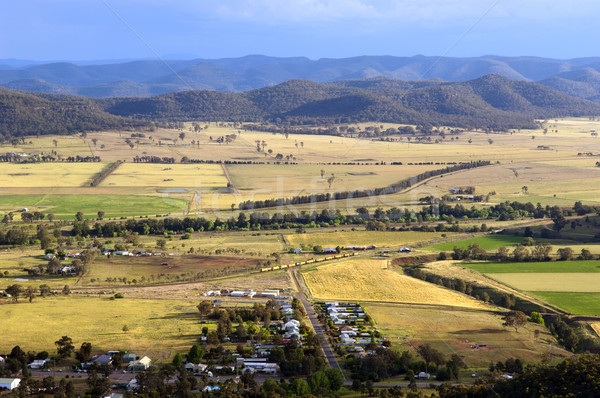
[464,261,600,315]
[301,258,487,308]
[101,163,228,189]
[425,234,528,252]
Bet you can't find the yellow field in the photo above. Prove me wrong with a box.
[101,163,228,188]
[302,258,487,308]
[487,273,600,292]
[0,296,204,359]
[286,230,452,249]
[0,163,105,187]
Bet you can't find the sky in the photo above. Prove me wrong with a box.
[0,0,597,62]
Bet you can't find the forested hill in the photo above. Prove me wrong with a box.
[0,88,148,138]
[100,75,600,130]
[2,73,600,137]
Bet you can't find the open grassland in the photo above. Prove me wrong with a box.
[0,194,187,219]
[488,273,600,292]
[101,163,228,189]
[463,260,600,273]
[302,258,487,308]
[228,164,442,197]
[0,163,105,188]
[425,234,527,251]
[286,230,453,249]
[0,136,92,158]
[528,292,600,316]
[364,303,570,367]
[0,296,204,359]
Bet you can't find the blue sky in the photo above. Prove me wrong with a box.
[0,0,597,61]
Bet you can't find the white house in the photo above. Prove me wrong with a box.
[28,359,50,369]
[282,320,300,330]
[128,356,152,370]
[0,378,21,390]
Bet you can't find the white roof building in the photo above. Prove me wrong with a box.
[0,378,21,390]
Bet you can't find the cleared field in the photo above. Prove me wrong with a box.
[0,296,204,359]
[424,161,600,206]
[488,273,600,292]
[0,136,92,158]
[426,234,527,251]
[0,194,188,218]
[302,258,486,308]
[101,163,228,188]
[0,163,105,187]
[286,230,452,249]
[463,260,600,274]
[365,303,568,366]
[83,255,263,285]
[228,164,442,197]
[528,292,600,316]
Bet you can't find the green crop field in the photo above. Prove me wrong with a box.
[463,260,600,274]
[0,194,188,219]
[528,292,600,316]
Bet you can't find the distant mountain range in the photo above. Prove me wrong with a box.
[2,73,600,138]
[2,55,600,101]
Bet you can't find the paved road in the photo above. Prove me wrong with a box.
[289,269,341,372]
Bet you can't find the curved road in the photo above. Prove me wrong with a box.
[289,269,341,372]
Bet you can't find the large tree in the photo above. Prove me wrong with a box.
[503,310,528,332]
[55,336,75,358]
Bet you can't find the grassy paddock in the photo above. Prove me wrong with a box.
[364,303,567,367]
[286,230,452,249]
[426,234,526,251]
[0,296,204,359]
[0,194,188,219]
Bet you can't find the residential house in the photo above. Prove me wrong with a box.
[293,248,302,254]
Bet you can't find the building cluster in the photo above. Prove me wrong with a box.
[201,289,292,300]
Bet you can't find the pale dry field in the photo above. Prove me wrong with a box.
[0,163,105,187]
[487,273,600,292]
[302,258,487,308]
[286,230,452,249]
[101,163,228,188]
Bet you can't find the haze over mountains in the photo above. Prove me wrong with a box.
[2,55,600,101]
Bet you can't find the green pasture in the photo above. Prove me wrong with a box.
[463,260,600,274]
[528,292,600,316]
[0,194,187,219]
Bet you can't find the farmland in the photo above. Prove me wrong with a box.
[425,234,528,252]
[462,261,600,315]
[286,230,453,249]
[364,303,569,366]
[301,258,487,308]
[0,296,205,359]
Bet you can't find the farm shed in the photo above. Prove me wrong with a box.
[128,356,152,370]
[0,378,20,390]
